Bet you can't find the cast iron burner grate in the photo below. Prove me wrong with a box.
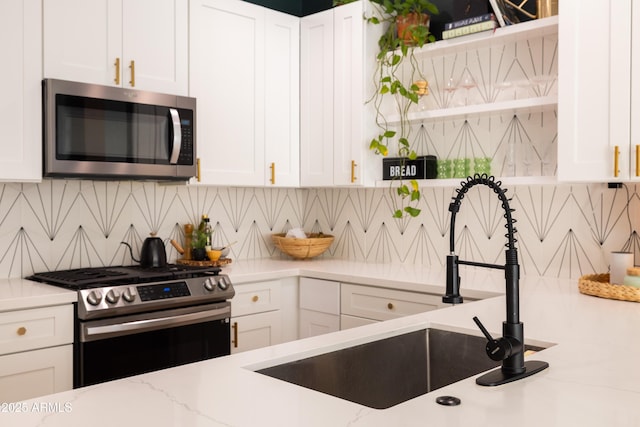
[28,264,221,290]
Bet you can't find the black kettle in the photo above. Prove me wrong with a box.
[121,233,167,268]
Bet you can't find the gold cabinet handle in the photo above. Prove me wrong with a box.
[269,162,275,185]
[232,321,238,348]
[351,160,358,183]
[114,57,120,85]
[252,295,259,302]
[387,302,394,310]
[614,145,620,177]
[17,326,27,336]
[196,158,201,182]
[129,60,135,87]
[636,145,639,177]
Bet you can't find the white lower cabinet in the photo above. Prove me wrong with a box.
[0,305,73,402]
[299,278,340,338]
[230,278,298,354]
[340,283,446,329]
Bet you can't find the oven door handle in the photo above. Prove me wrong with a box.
[82,305,230,341]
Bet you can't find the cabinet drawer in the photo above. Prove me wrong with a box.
[341,283,442,322]
[0,305,73,356]
[232,280,281,317]
[299,277,340,314]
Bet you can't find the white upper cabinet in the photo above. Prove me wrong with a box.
[264,9,300,187]
[300,9,334,187]
[191,0,299,186]
[44,0,188,96]
[300,0,382,187]
[0,0,42,182]
[558,0,632,182]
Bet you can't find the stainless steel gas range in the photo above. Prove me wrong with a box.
[29,264,234,388]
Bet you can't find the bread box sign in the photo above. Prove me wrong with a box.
[382,156,436,180]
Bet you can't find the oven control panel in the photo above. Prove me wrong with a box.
[77,274,234,320]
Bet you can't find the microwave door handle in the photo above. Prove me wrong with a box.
[169,108,181,164]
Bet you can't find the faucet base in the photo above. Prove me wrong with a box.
[475,360,549,387]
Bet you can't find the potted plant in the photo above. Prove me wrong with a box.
[365,0,439,218]
[191,227,209,261]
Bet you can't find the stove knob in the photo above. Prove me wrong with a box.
[123,287,137,303]
[106,289,121,304]
[204,278,216,292]
[86,290,103,306]
[218,276,229,291]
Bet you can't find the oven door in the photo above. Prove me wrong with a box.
[75,301,230,388]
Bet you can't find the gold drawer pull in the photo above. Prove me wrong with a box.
[614,145,620,177]
[232,322,238,348]
[270,162,275,185]
[351,160,358,183]
[636,145,639,177]
[387,302,394,310]
[17,327,27,336]
[129,60,136,87]
[114,57,120,85]
[252,295,259,302]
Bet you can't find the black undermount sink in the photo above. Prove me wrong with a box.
[256,328,546,409]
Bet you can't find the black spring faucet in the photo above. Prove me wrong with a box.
[443,174,548,386]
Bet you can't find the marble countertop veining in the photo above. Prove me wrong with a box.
[2,259,640,426]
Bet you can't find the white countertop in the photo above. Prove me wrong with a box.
[0,277,76,312]
[3,259,640,426]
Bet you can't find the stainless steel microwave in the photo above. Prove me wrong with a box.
[43,79,196,181]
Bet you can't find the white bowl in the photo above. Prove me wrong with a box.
[213,246,230,258]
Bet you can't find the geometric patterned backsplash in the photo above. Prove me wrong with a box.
[0,179,638,280]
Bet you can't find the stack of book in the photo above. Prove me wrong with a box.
[441,13,498,40]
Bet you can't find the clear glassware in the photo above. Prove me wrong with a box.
[443,77,458,108]
[458,68,477,106]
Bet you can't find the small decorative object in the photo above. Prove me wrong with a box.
[183,223,193,260]
[396,12,431,44]
[272,233,334,260]
[207,249,222,262]
[192,247,207,261]
[610,251,634,285]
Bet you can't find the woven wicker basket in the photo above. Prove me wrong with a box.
[272,233,334,260]
[578,273,640,302]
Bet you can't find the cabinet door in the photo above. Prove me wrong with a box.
[122,0,188,95]
[558,1,632,182]
[43,0,122,86]
[340,314,377,330]
[333,1,364,186]
[300,9,334,187]
[264,10,300,187]
[231,311,282,354]
[0,0,42,182]
[190,0,266,186]
[0,345,72,403]
[299,309,340,338]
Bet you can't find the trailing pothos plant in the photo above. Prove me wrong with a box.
[365,0,438,218]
